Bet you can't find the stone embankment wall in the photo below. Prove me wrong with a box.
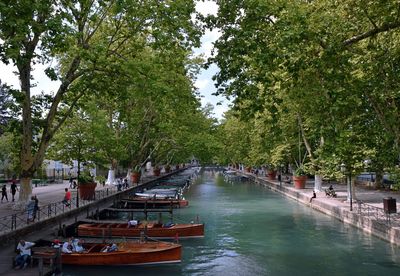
[245,173,400,246]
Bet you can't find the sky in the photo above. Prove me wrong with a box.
[0,1,229,120]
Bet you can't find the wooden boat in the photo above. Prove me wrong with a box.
[123,197,189,208]
[35,240,181,266]
[78,221,204,239]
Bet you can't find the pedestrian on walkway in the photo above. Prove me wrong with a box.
[69,176,73,188]
[32,195,39,221]
[62,188,71,207]
[117,178,122,191]
[123,178,128,189]
[26,196,35,222]
[11,180,18,202]
[1,184,8,202]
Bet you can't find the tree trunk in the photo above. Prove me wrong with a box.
[374,170,384,189]
[19,61,34,203]
[314,174,323,192]
[106,170,116,185]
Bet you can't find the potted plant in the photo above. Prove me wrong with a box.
[267,165,277,180]
[164,164,171,173]
[293,166,307,189]
[131,166,141,184]
[78,170,97,200]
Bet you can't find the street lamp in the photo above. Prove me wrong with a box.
[340,163,353,211]
[278,164,284,187]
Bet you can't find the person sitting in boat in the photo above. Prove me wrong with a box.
[128,219,138,228]
[102,243,118,253]
[62,239,73,253]
[74,239,86,253]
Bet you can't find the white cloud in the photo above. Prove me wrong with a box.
[195,79,210,90]
[0,62,60,95]
[196,1,219,16]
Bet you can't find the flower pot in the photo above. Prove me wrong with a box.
[267,170,277,180]
[131,172,141,183]
[79,182,97,200]
[165,166,171,173]
[245,167,252,173]
[293,176,307,189]
[175,165,180,170]
[153,168,161,176]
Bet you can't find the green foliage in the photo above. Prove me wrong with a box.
[207,0,400,180]
[78,170,94,185]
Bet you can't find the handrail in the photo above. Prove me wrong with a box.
[353,201,400,228]
[0,186,119,234]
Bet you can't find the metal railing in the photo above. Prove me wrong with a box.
[0,187,119,235]
[0,168,192,236]
[353,201,400,228]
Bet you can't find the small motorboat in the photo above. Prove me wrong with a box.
[34,239,181,266]
[78,221,204,239]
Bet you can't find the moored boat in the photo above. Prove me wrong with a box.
[123,197,189,208]
[78,221,204,239]
[35,240,181,266]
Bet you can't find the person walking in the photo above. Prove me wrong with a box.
[32,195,39,221]
[11,180,18,202]
[1,184,8,202]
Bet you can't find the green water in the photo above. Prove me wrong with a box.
[64,169,400,275]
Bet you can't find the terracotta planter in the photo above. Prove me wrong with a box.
[131,172,141,183]
[245,167,252,173]
[165,166,171,173]
[175,165,180,170]
[153,168,161,176]
[293,176,307,189]
[79,182,97,200]
[267,170,277,180]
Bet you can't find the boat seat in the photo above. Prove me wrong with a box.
[87,244,103,253]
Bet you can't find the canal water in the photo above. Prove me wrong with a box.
[64,169,400,276]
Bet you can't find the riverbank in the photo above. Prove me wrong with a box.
[239,172,400,246]
[0,169,190,275]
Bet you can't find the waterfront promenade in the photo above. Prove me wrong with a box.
[0,169,399,274]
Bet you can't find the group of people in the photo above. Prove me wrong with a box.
[1,179,19,203]
[310,185,337,203]
[117,177,129,191]
[61,237,86,253]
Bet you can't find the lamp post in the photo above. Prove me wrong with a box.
[279,164,284,187]
[340,163,352,211]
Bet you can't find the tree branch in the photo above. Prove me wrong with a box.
[343,21,400,47]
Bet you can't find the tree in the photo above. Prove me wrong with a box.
[0,0,202,202]
[208,0,400,192]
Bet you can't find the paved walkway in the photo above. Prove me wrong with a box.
[249,173,400,211]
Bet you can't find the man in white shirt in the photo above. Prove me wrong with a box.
[62,240,73,253]
[15,240,35,269]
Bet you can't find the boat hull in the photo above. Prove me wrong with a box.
[78,222,204,238]
[123,198,189,208]
[62,241,181,266]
